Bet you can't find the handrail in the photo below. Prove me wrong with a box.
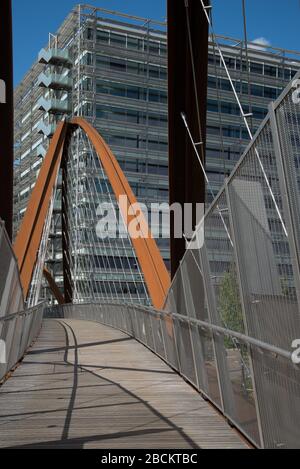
[0,302,46,323]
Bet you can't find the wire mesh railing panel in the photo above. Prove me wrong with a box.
[7,315,23,371]
[251,346,300,448]
[0,303,44,381]
[0,222,24,318]
[150,313,166,359]
[276,87,300,259]
[174,317,197,386]
[181,250,208,321]
[203,191,243,331]
[198,190,260,443]
[228,122,300,350]
[160,315,179,369]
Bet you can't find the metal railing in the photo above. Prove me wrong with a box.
[160,70,300,449]
[0,303,44,381]
[45,298,298,449]
[45,71,300,449]
[0,220,24,318]
[0,221,44,382]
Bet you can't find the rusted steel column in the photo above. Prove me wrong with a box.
[0,0,14,240]
[168,0,209,277]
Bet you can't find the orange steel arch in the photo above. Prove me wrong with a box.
[14,118,170,309]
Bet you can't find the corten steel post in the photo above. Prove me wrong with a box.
[168,0,209,277]
[0,0,14,240]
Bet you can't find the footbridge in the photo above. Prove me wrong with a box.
[1,1,300,448]
[0,315,248,449]
[2,68,300,448]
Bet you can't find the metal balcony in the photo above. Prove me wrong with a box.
[37,97,71,114]
[37,72,72,90]
[38,48,72,66]
[37,121,56,138]
[36,144,47,158]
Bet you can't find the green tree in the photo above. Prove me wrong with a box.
[218,266,244,348]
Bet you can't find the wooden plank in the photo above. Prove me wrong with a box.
[0,319,249,449]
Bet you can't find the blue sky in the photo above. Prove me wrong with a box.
[12,0,300,85]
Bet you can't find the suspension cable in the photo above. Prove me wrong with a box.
[183,2,234,246]
[181,112,234,247]
[198,0,288,237]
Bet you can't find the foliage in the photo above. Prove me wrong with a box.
[218,266,244,348]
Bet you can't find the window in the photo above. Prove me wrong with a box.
[86,28,94,40]
[208,54,219,66]
[111,109,127,122]
[148,164,158,174]
[224,57,235,69]
[127,110,139,123]
[110,33,126,47]
[96,80,166,103]
[264,65,277,77]
[97,30,109,43]
[160,43,167,56]
[127,85,139,100]
[127,36,139,50]
[148,41,159,54]
[160,91,167,104]
[235,59,241,70]
[160,68,167,80]
[96,82,110,94]
[96,55,109,67]
[96,107,107,119]
[125,161,137,172]
[250,62,263,75]
[250,84,263,97]
[149,65,159,78]
[208,76,217,88]
[111,85,125,97]
[284,68,291,80]
[252,107,267,120]
[264,86,278,100]
[149,90,160,102]
[207,99,218,113]
[127,61,139,75]
[110,58,126,71]
[82,77,93,91]
[83,52,93,66]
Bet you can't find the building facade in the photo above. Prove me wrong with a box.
[13,5,300,304]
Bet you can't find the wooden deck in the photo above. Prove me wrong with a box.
[0,319,249,449]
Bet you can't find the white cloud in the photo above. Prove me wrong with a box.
[248,37,271,51]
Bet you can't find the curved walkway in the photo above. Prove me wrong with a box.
[0,319,249,449]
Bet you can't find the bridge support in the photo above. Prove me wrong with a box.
[167,0,209,277]
[14,119,170,309]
